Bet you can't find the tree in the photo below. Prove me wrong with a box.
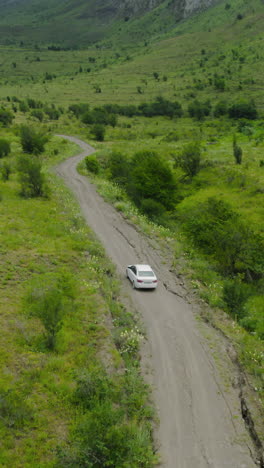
[0,161,11,181]
[0,139,11,158]
[17,155,47,198]
[177,142,201,178]
[27,287,65,350]
[228,101,257,120]
[20,125,49,155]
[0,109,14,127]
[85,155,100,174]
[108,152,130,187]
[128,151,177,210]
[188,99,211,120]
[233,135,242,164]
[91,124,105,141]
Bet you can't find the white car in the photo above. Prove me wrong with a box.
[126,264,158,289]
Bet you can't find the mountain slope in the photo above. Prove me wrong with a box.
[0,0,219,46]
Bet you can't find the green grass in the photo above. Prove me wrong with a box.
[0,0,263,459]
[0,133,156,466]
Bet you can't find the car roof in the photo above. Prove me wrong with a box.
[134,264,153,271]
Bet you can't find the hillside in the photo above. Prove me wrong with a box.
[0,0,219,46]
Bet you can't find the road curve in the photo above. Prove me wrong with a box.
[55,135,256,468]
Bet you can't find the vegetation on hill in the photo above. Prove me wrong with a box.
[0,0,263,464]
[0,129,157,467]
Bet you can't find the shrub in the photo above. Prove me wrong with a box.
[85,154,100,174]
[26,286,66,350]
[73,368,112,409]
[223,278,251,318]
[139,96,182,118]
[0,389,33,428]
[45,107,60,120]
[17,155,47,198]
[107,151,130,187]
[140,198,166,221]
[20,125,49,155]
[228,101,257,120]
[0,108,14,127]
[91,124,105,141]
[182,197,263,276]
[31,109,44,122]
[214,100,227,117]
[233,135,242,164]
[0,161,11,180]
[0,139,11,158]
[19,101,29,113]
[214,74,225,91]
[240,296,264,339]
[176,142,201,178]
[128,150,177,210]
[68,103,90,118]
[188,99,211,120]
[58,402,156,468]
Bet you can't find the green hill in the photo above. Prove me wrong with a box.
[0,0,220,46]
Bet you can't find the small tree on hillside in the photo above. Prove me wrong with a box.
[17,155,47,198]
[177,142,201,178]
[0,109,14,127]
[128,150,177,210]
[20,125,49,155]
[91,124,105,141]
[0,139,11,158]
[233,135,242,164]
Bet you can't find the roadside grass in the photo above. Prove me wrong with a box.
[75,110,264,423]
[0,135,157,466]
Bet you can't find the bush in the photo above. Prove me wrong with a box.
[91,124,105,141]
[31,109,44,122]
[73,368,112,409]
[138,96,182,118]
[182,197,264,277]
[58,402,156,468]
[45,107,60,120]
[176,142,201,178]
[233,135,242,164]
[0,389,33,428]
[223,278,251,318]
[240,296,264,339]
[140,198,166,221]
[228,101,258,120]
[0,139,11,158]
[214,100,227,117]
[188,99,211,120]
[107,151,130,187]
[0,108,14,127]
[0,161,11,180]
[68,103,90,118]
[20,125,49,155]
[17,155,47,198]
[26,286,66,350]
[128,150,177,210]
[85,155,100,174]
[19,101,29,113]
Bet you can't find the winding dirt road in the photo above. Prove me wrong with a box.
[55,135,256,468]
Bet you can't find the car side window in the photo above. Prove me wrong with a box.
[131,266,136,274]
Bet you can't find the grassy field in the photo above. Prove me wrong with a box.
[0,130,157,467]
[0,0,263,463]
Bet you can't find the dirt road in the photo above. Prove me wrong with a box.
[55,135,257,468]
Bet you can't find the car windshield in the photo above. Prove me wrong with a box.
[138,271,155,277]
